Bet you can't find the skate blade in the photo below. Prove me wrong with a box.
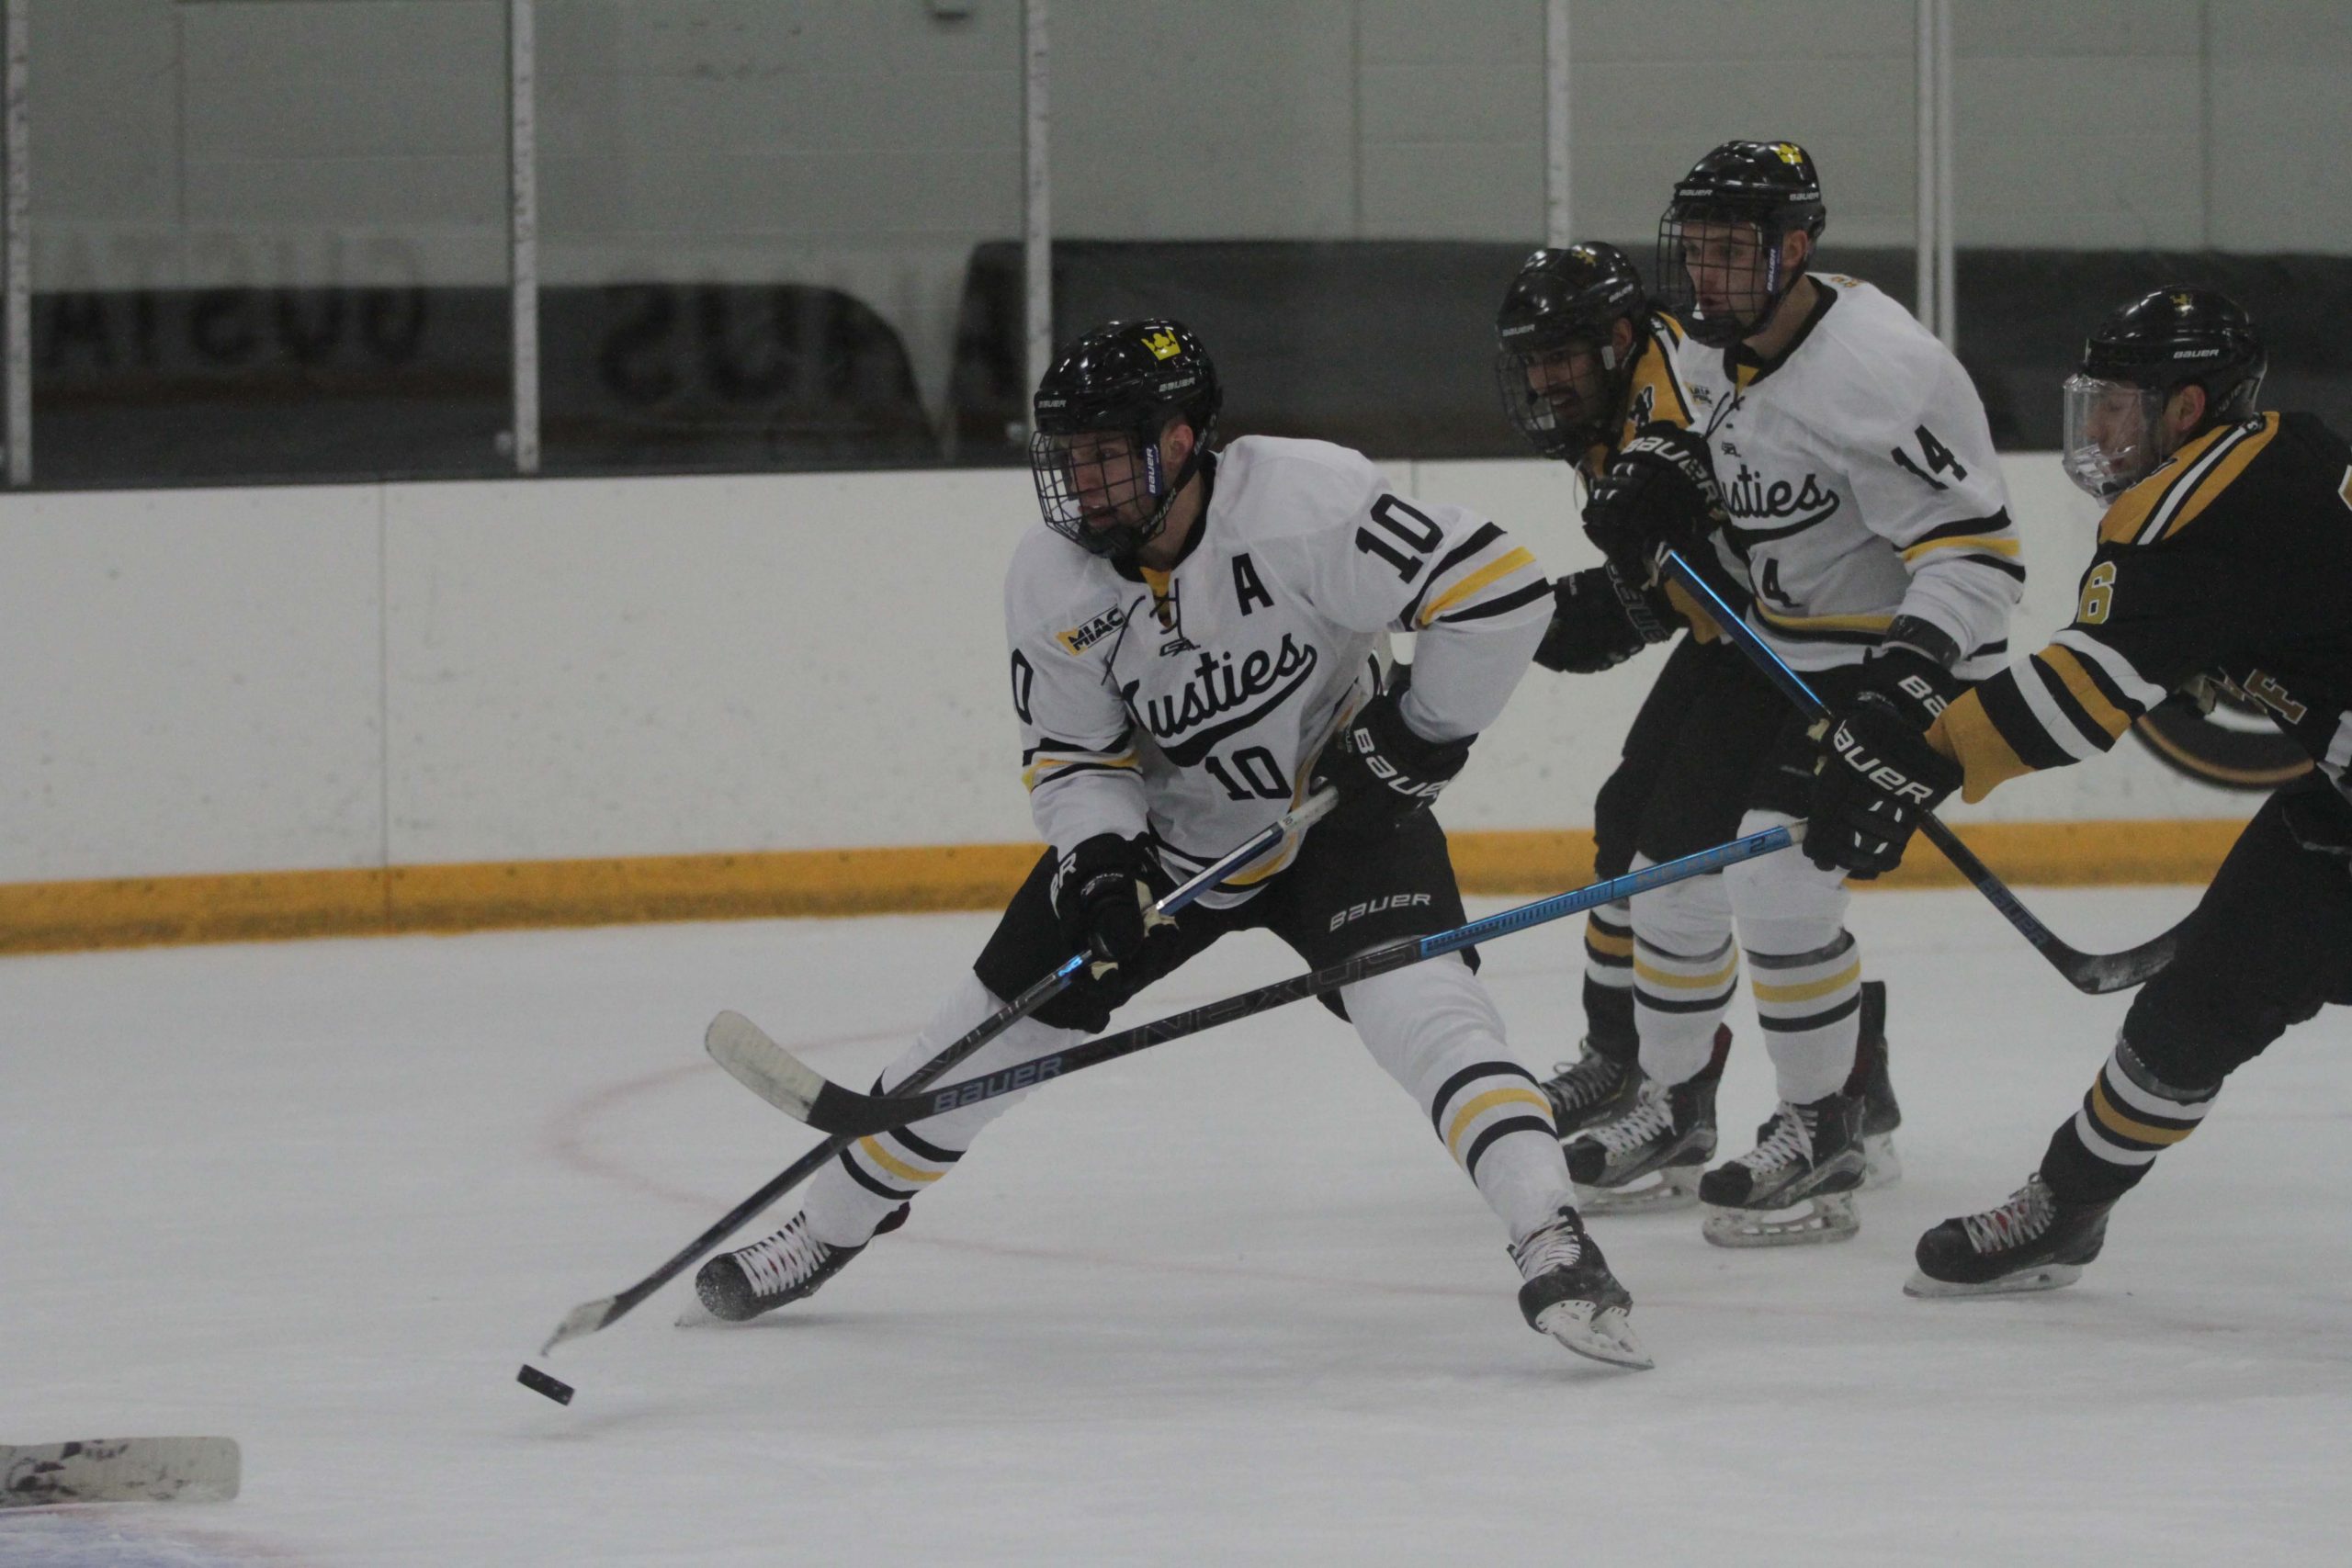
[1702,1190,1860,1248]
[1575,1168,1702,1215]
[1904,1262,2085,1299]
[1534,1302,1655,1371]
[1860,1134,1901,1190]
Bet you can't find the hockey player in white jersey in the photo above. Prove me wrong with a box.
[1571,141,2020,1246]
[695,319,1649,1367]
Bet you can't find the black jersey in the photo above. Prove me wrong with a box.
[1931,411,2352,800]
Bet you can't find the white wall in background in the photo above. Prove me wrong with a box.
[0,454,2249,886]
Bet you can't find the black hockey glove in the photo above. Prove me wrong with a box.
[1311,689,1473,836]
[2279,777,2352,871]
[1533,565,1674,674]
[1581,423,1730,590]
[1804,631,1966,878]
[1053,832,1158,966]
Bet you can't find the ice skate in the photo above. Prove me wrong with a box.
[1562,1025,1726,1213]
[1907,1174,2114,1298]
[1698,1091,1866,1247]
[1851,979,1902,1190]
[1539,1039,1636,1140]
[1509,1205,1652,1370]
[688,1203,907,1324]
[1563,1066,1720,1214]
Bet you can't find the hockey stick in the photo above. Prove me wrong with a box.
[707,822,1802,1138]
[1660,549,2178,994]
[538,790,1336,1355]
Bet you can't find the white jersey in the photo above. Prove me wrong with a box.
[1672,275,2021,677]
[1006,435,1550,906]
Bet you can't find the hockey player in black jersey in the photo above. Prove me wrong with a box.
[1498,242,1771,1211]
[695,319,1650,1366]
[1805,287,2352,1296]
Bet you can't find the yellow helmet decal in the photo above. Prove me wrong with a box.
[1141,329,1182,360]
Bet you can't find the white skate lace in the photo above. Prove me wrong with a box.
[1735,1103,1811,1174]
[735,1214,832,1297]
[1592,1079,1674,1154]
[1510,1213,1586,1282]
[1960,1176,2054,1255]
[1544,1049,1621,1115]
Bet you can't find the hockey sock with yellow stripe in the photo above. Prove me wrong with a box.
[1347,957,1573,1241]
[1747,931,1864,1104]
[1632,933,1739,1086]
[1581,902,1638,1059]
[2039,1035,2218,1206]
[801,971,1078,1247]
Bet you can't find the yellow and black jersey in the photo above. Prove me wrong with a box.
[1575,312,1701,484]
[1572,311,1742,637]
[1930,411,2352,801]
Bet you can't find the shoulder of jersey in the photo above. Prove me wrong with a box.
[1005,520,1123,625]
[1790,275,1952,422]
[1212,434,1383,543]
[2095,412,2291,549]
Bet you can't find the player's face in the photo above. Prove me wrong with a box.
[2060,374,2167,499]
[1053,430,1157,534]
[1521,342,1611,436]
[1679,220,1773,325]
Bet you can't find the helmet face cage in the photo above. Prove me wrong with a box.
[2060,373,2168,499]
[1495,330,1623,459]
[2062,288,2268,500]
[1657,212,1790,348]
[1656,141,1825,348]
[1028,320,1220,559]
[1029,422,1176,558]
[1492,244,1645,458]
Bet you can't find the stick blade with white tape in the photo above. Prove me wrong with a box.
[706,1010,831,1122]
[1,1438,242,1507]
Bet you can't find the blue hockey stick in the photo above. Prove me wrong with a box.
[707,822,1802,1138]
[1660,549,2177,995]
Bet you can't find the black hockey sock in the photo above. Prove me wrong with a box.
[1581,979,1638,1065]
[2038,1036,2217,1207]
[1581,907,1638,1064]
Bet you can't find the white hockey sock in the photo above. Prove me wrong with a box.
[1629,856,1738,1085]
[1342,955,1572,1241]
[1747,931,1863,1104]
[1723,809,1861,1105]
[801,970,1080,1249]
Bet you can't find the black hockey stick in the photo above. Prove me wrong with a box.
[707,822,1803,1138]
[538,791,1335,1355]
[1661,549,2178,994]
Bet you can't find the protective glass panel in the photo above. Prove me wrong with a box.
[29,0,513,485]
[534,0,1023,474]
[1038,0,1550,461]
[1951,1,2352,450]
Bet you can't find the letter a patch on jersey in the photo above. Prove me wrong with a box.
[1232,551,1274,616]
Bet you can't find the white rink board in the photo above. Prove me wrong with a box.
[0,457,2252,885]
[6,892,2348,1564]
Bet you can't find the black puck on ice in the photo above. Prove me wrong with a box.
[517,1364,575,1405]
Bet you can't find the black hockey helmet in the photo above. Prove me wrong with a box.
[1657,140,1827,347]
[2061,288,2267,498]
[1030,319,1222,558]
[1493,243,1650,459]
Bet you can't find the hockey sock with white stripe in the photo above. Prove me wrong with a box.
[2040,1035,2218,1206]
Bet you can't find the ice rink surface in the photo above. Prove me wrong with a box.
[7,883,2349,1565]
